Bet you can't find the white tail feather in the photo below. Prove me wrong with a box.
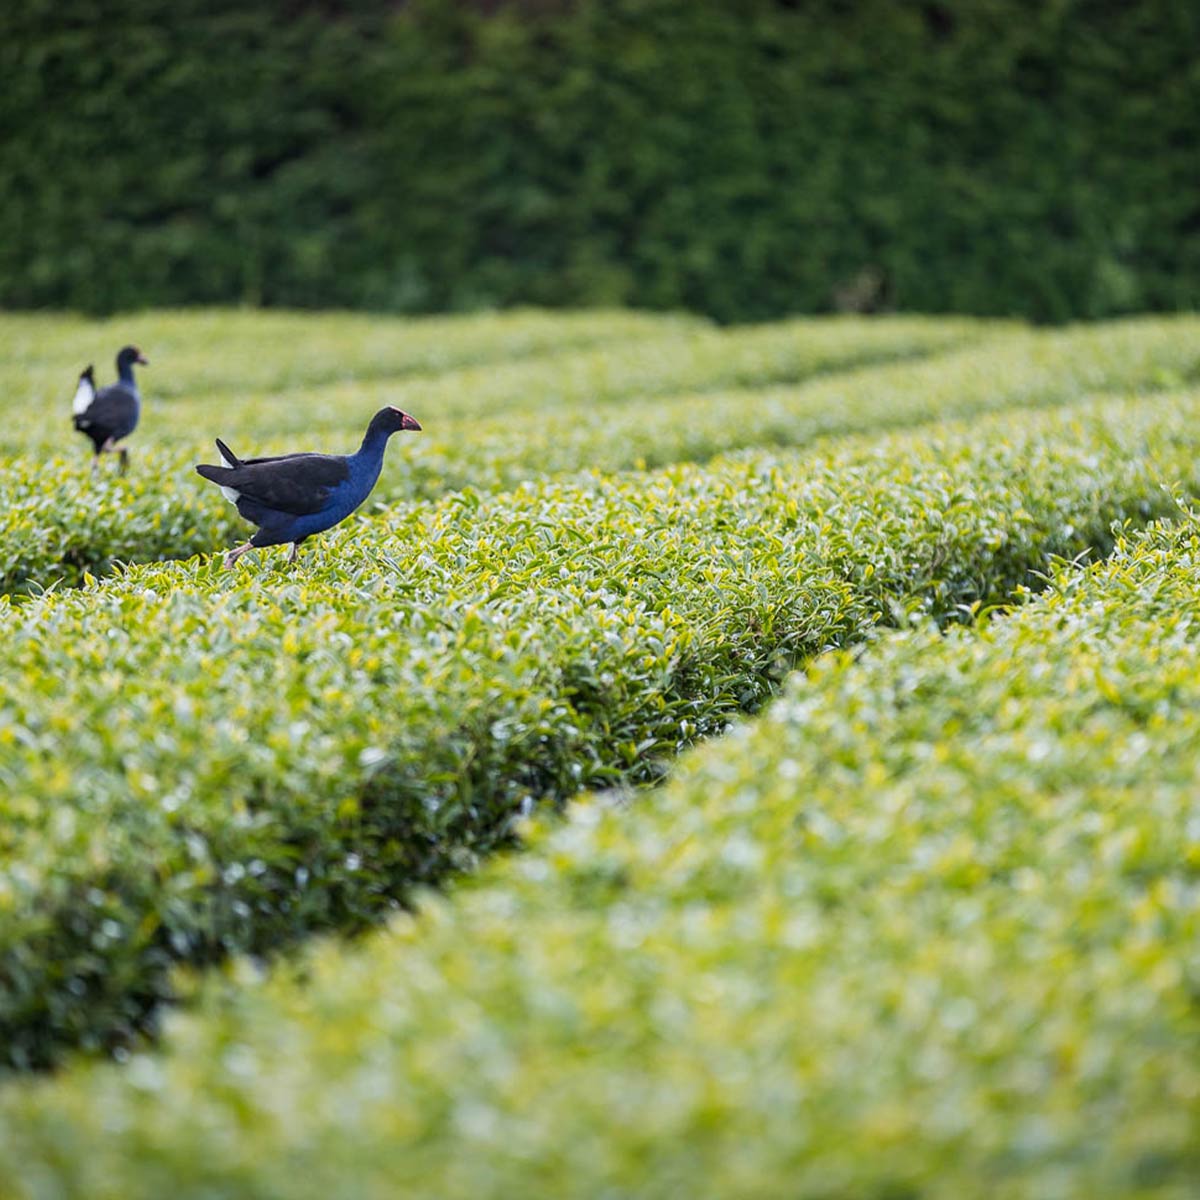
[71,376,95,416]
[216,445,240,501]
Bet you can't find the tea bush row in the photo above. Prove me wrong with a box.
[403,316,1200,495]
[5,518,1194,1197]
[0,390,1197,1068]
[0,306,692,411]
[0,312,982,596]
[0,313,982,453]
[3,316,1196,596]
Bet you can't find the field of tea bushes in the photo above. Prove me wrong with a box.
[0,308,1198,1195]
[0,310,984,594]
[3,314,1198,597]
[4,518,1195,1198]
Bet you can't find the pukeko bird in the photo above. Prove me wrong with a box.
[72,345,149,474]
[195,406,422,568]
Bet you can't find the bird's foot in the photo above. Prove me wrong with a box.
[117,448,129,476]
[223,542,253,570]
[286,543,300,566]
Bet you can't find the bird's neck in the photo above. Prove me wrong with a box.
[118,362,139,389]
[353,425,391,469]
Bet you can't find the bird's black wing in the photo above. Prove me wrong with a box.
[241,451,318,467]
[75,383,138,440]
[217,443,333,470]
[198,452,350,516]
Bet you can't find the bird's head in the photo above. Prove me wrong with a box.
[374,406,422,434]
[117,345,150,370]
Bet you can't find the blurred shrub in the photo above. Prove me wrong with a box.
[1,0,1196,321]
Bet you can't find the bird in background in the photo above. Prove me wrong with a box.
[72,345,149,474]
[195,406,422,569]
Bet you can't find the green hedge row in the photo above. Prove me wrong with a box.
[0,312,981,451]
[397,315,1200,495]
[1,388,1197,1068]
[4,314,1198,596]
[2,0,1196,321]
[0,313,980,594]
[0,307,692,428]
[5,518,1194,1196]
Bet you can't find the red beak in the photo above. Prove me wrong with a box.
[401,413,421,431]
[136,352,150,365]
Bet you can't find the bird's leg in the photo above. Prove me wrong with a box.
[91,453,101,476]
[286,542,300,566]
[223,542,254,570]
[117,447,129,476]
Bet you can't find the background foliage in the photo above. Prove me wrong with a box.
[2,0,1196,322]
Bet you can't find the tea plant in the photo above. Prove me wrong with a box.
[0,307,695,409]
[3,315,1197,596]
[0,390,1196,1068]
[2,513,1199,1198]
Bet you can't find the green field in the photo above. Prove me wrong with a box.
[1,309,1198,1196]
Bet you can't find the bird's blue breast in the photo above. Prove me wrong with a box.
[281,469,379,540]
[121,400,141,438]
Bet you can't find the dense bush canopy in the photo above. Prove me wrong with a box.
[0,309,983,594]
[2,0,1196,321]
[2,306,1199,1192]
[3,310,1196,598]
[2,368,1199,1067]
[2,518,1199,1197]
